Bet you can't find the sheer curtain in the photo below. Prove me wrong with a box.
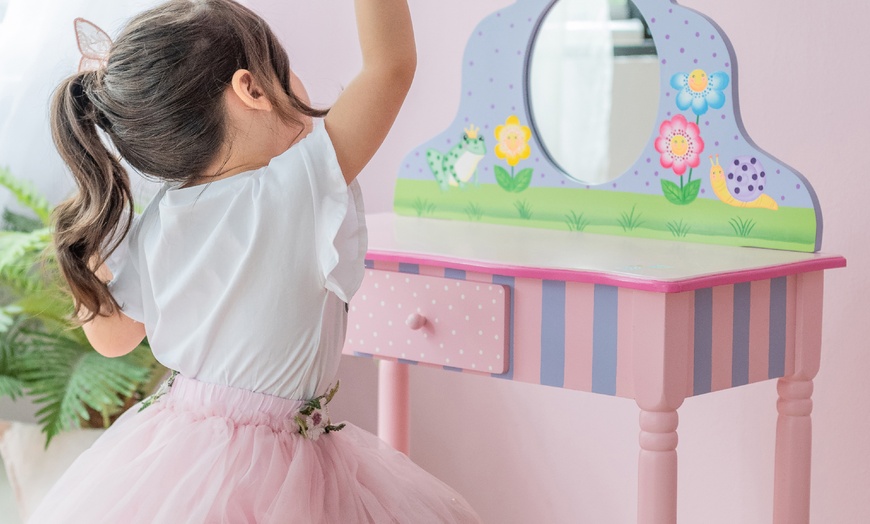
[0,0,161,214]
[530,0,613,185]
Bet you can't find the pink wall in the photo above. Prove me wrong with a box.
[259,0,870,522]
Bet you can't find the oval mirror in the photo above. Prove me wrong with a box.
[529,0,660,185]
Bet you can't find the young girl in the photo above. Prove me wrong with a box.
[28,0,481,522]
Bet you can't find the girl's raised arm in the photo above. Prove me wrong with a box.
[324,0,417,184]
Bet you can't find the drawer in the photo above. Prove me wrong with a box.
[344,269,510,373]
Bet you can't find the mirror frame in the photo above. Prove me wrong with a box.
[393,0,822,253]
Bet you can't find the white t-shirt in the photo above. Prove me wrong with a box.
[105,120,367,400]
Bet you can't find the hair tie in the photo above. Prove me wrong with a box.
[74,18,112,73]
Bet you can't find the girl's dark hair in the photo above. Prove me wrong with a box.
[51,0,326,322]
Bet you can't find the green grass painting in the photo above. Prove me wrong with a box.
[393,179,817,252]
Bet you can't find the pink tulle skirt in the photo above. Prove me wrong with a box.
[27,376,481,523]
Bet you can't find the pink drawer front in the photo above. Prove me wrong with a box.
[344,269,510,373]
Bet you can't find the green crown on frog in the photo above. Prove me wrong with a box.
[426,124,486,190]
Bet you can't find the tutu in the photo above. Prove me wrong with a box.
[27,375,481,523]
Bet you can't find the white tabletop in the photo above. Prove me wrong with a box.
[364,213,846,292]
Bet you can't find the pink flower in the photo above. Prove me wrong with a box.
[654,114,704,176]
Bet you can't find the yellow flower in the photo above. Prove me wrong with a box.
[494,115,532,167]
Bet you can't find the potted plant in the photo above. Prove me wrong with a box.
[0,167,164,520]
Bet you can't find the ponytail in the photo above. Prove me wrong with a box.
[50,71,134,322]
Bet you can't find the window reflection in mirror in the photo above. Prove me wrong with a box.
[529,0,659,185]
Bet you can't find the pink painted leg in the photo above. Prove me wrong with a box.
[631,291,692,524]
[378,360,410,455]
[773,272,823,524]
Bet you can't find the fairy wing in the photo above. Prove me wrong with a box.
[74,17,112,72]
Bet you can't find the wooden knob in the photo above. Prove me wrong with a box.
[405,313,427,330]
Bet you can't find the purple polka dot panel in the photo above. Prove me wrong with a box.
[393,0,823,252]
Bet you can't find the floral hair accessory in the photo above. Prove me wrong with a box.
[74,18,113,73]
[291,381,346,441]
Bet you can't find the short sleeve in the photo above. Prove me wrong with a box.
[300,120,368,303]
[103,219,145,322]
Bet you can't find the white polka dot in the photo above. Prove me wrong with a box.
[401,352,406,358]
[368,313,373,318]
[471,363,476,369]
[397,304,403,309]
[355,324,360,330]
[361,295,367,301]
[351,306,357,312]
[448,305,453,310]
[420,353,425,358]
[459,349,464,355]
[406,339,412,345]
[384,273,390,279]
[478,305,483,310]
[451,330,456,335]
[455,282,460,287]
[488,365,493,371]
[374,283,379,289]
[416,307,422,313]
[496,354,501,359]
[368,271,374,276]
[476,285,480,290]
[373,331,378,337]
[499,289,504,295]
[478,330,483,335]
[444,285,449,291]
[359,339,365,345]
[390,286,395,291]
[388,320,393,326]
[347,338,353,344]
[465,315,470,321]
[440,343,445,349]
[388,341,393,346]
[491,316,496,322]
[479,349,483,355]
[413,292,418,297]
[423,333,429,339]
[461,294,466,300]
[405,277,410,283]
[380,301,385,307]
[375,347,381,353]
[492,299,497,304]
[431,299,437,305]
[495,335,500,340]
[488,285,493,291]
[446,358,451,363]
[434,318,440,323]
[426,284,430,289]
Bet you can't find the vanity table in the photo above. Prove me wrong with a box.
[343,1,844,522]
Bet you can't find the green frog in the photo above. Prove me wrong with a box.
[426,125,486,190]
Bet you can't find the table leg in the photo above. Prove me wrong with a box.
[631,291,692,524]
[378,360,410,455]
[773,272,823,524]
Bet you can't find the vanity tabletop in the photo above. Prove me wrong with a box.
[364,213,846,293]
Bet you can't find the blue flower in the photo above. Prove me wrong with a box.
[670,69,730,116]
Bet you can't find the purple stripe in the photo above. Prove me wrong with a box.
[444,268,467,280]
[540,280,566,388]
[731,282,751,386]
[592,285,618,395]
[397,263,419,274]
[693,288,713,395]
[768,277,788,379]
[364,259,374,269]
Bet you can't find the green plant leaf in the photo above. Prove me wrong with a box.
[512,168,534,193]
[0,168,51,225]
[493,165,514,191]
[682,179,702,204]
[661,180,685,205]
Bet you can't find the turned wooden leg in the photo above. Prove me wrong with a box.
[631,291,692,524]
[378,360,410,454]
[773,272,823,524]
[638,409,680,523]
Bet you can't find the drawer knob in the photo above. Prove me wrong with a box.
[405,313,427,330]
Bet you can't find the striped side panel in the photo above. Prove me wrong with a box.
[691,278,794,396]
[540,281,566,388]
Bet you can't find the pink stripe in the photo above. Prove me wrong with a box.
[563,282,594,392]
[748,280,771,383]
[366,252,846,294]
[615,287,636,398]
[784,275,797,376]
[511,278,542,385]
[710,285,734,392]
[372,259,400,272]
[417,265,445,278]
